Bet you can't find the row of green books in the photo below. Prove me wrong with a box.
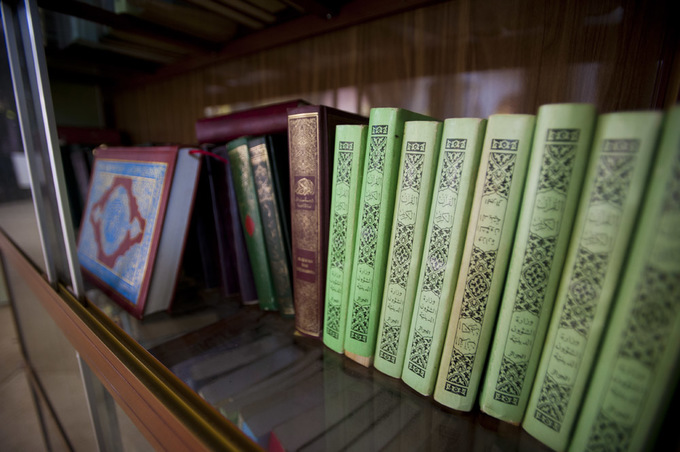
[321,103,680,451]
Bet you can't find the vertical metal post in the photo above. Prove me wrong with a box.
[2,0,57,283]
[2,0,85,298]
[17,0,85,298]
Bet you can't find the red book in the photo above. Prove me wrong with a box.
[287,105,367,338]
[195,99,309,144]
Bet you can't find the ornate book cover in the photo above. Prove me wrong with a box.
[344,107,434,366]
[287,105,367,338]
[195,99,309,144]
[248,136,294,316]
[433,114,536,411]
[77,146,200,319]
[522,111,664,451]
[373,120,443,377]
[323,124,368,353]
[568,106,680,452]
[478,104,597,424]
[227,137,278,311]
[401,118,486,396]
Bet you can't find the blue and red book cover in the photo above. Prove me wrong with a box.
[77,146,180,319]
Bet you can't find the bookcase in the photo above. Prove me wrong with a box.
[1,0,678,450]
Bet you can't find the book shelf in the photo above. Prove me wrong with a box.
[1,0,678,450]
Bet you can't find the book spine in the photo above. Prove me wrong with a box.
[288,110,325,337]
[401,118,486,396]
[204,155,239,296]
[568,106,680,452]
[433,114,536,411]
[522,111,664,451]
[373,121,443,377]
[478,104,597,424]
[227,139,278,311]
[323,125,368,353]
[266,134,292,270]
[224,162,259,305]
[249,138,295,316]
[344,108,430,365]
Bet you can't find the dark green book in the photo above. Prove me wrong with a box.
[227,137,278,311]
[248,135,294,316]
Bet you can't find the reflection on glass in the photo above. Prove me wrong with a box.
[0,26,43,267]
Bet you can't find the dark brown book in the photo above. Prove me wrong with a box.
[287,105,367,338]
[195,99,309,145]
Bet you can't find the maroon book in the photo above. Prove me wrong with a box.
[287,105,368,338]
[195,99,309,144]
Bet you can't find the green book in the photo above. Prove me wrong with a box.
[248,136,294,316]
[323,124,368,354]
[478,104,597,424]
[373,120,443,377]
[344,107,434,366]
[227,137,278,311]
[522,111,664,451]
[433,114,536,411]
[568,106,680,452]
[401,117,486,396]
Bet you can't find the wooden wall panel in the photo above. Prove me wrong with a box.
[112,0,678,145]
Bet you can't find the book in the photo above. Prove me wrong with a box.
[61,143,94,228]
[226,137,278,311]
[220,145,259,305]
[478,103,597,424]
[297,390,402,451]
[195,99,309,145]
[268,358,380,451]
[248,135,294,316]
[373,120,443,377]
[237,353,350,448]
[401,117,487,396]
[57,126,121,231]
[181,159,223,293]
[218,348,324,424]
[77,146,202,319]
[323,124,368,354]
[287,105,367,338]
[345,391,422,451]
[433,113,536,411]
[567,106,680,452]
[199,343,307,407]
[202,145,240,297]
[344,107,434,366]
[522,111,664,451]
[264,133,293,268]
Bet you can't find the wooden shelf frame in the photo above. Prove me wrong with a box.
[0,228,261,452]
